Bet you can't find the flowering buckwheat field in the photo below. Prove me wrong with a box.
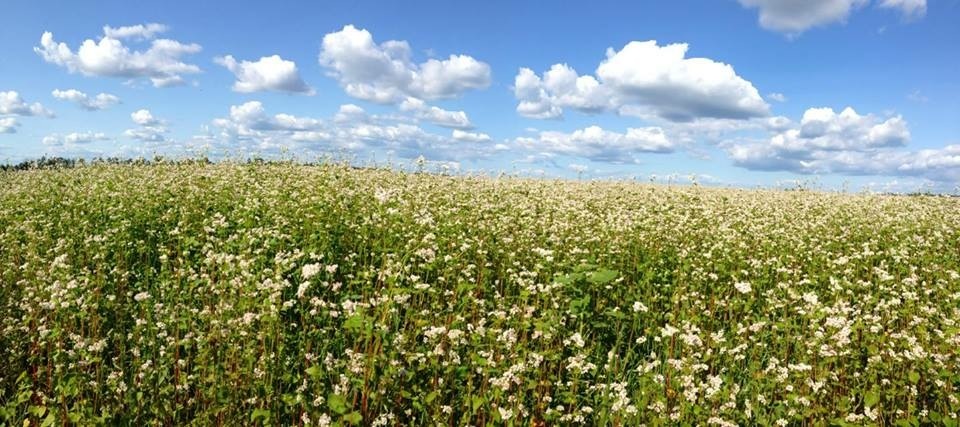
[2,162,959,426]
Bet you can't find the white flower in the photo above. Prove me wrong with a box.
[633,301,648,313]
[734,281,752,294]
[661,324,679,338]
[297,282,310,299]
[302,263,321,280]
[498,406,513,421]
[133,292,150,302]
[565,332,585,348]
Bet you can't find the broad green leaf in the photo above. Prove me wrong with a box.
[587,268,618,285]
[328,393,348,415]
[344,412,363,425]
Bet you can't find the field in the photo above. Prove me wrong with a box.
[1,162,959,426]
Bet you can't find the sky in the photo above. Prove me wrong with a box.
[1,0,958,192]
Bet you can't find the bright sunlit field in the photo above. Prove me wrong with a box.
[2,162,959,426]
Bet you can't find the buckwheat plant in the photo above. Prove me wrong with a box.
[1,162,959,425]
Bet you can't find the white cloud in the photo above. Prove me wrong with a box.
[131,109,160,126]
[215,55,314,94]
[729,107,909,169]
[0,91,54,117]
[208,101,499,162]
[730,142,960,183]
[0,117,18,134]
[319,25,491,104]
[213,101,324,133]
[896,145,960,180]
[516,125,677,164]
[776,107,909,152]
[35,25,202,87]
[124,127,167,142]
[879,0,927,20]
[515,40,768,122]
[333,104,369,124]
[738,0,868,34]
[399,97,473,129]
[451,129,491,143]
[102,23,168,40]
[767,92,788,102]
[52,89,120,111]
[725,106,960,183]
[514,68,563,119]
[766,116,794,131]
[514,64,610,119]
[125,109,169,142]
[739,0,925,34]
[42,131,110,146]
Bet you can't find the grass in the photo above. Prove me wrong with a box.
[1,161,959,426]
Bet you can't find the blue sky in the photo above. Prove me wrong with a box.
[1,0,958,191]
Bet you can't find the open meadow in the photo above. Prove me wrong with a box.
[2,162,959,426]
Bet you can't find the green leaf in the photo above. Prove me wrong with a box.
[471,396,484,412]
[305,365,322,378]
[864,389,879,407]
[587,268,618,285]
[424,391,438,404]
[41,413,56,427]
[250,408,271,422]
[344,314,366,333]
[328,393,348,415]
[343,412,363,425]
[908,371,920,384]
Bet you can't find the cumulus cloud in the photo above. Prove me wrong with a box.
[208,101,499,162]
[878,0,927,20]
[731,143,960,183]
[333,104,369,124]
[213,101,324,133]
[0,91,54,117]
[52,89,120,111]
[131,109,160,126]
[399,97,473,129]
[0,118,18,134]
[725,106,960,182]
[125,127,167,142]
[737,0,868,33]
[319,25,491,104]
[35,24,202,87]
[516,125,677,164]
[729,106,909,169]
[738,0,925,34]
[767,92,788,102]
[451,129,491,143]
[215,55,314,94]
[103,23,169,40]
[896,145,960,180]
[42,131,110,146]
[773,107,909,153]
[125,109,169,142]
[515,41,768,122]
